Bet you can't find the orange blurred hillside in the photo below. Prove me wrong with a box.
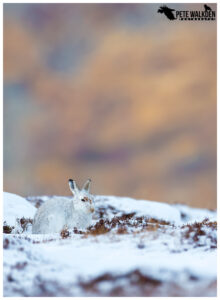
[4,4,216,209]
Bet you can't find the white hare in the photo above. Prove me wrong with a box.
[32,179,95,234]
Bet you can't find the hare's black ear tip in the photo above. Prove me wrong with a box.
[68,179,73,183]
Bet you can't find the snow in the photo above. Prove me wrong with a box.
[173,203,217,223]
[3,192,217,296]
[37,234,216,281]
[95,195,182,223]
[3,192,36,226]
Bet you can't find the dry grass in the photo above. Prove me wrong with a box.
[181,218,217,248]
[3,224,14,234]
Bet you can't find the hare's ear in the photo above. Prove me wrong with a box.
[68,179,79,195]
[82,179,91,193]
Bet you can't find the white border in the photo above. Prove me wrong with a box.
[1,1,218,299]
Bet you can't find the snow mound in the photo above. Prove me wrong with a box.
[3,192,36,227]
[96,195,182,224]
[173,203,217,224]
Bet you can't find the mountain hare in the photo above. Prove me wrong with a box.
[32,179,95,234]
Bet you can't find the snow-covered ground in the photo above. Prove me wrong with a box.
[3,192,217,296]
[3,192,36,231]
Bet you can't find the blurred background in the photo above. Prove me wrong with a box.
[3,3,216,209]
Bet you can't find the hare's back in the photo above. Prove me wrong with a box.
[32,198,73,234]
[34,197,72,221]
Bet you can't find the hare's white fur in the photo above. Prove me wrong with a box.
[32,179,95,234]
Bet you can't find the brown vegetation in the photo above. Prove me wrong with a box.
[181,219,217,248]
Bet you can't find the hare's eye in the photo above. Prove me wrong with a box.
[81,199,86,202]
